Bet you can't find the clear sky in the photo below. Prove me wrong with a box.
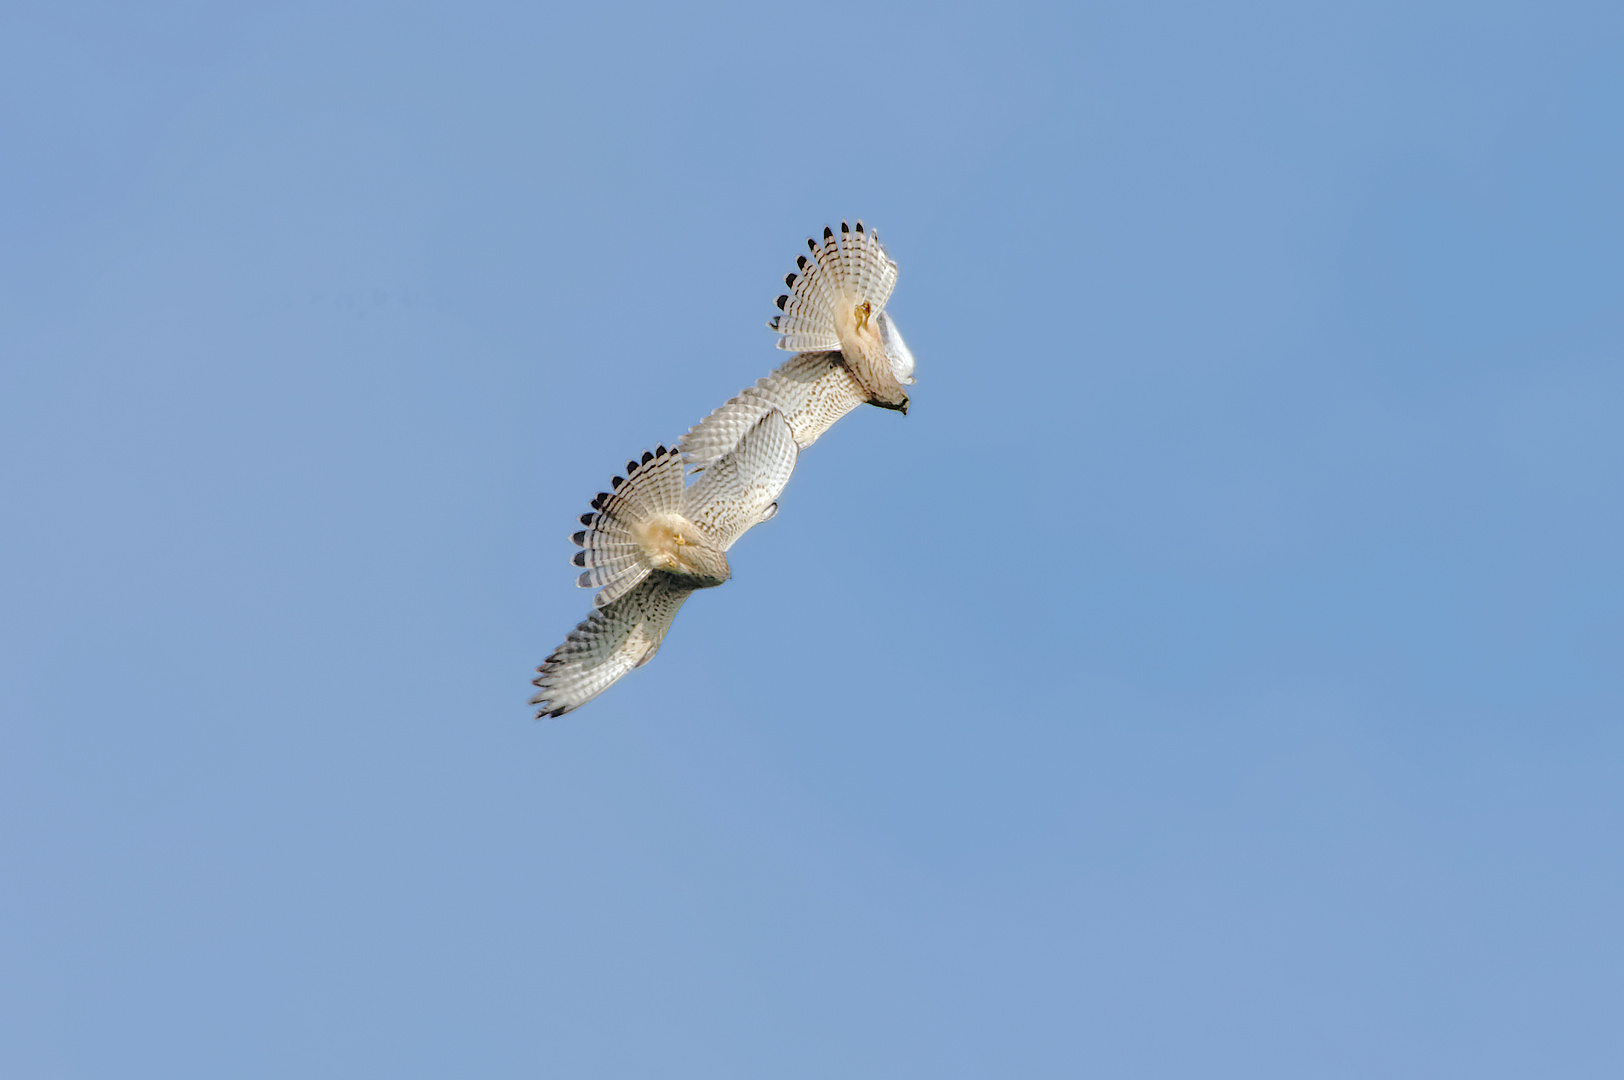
[3,1,1622,1076]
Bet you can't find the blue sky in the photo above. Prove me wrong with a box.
[3,1,1622,1076]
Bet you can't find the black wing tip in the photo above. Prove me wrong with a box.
[823,225,834,239]
[797,254,808,270]
[641,449,654,464]
[775,294,788,310]
[571,550,587,567]
[785,272,797,288]
[610,475,624,489]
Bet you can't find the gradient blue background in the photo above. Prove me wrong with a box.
[4,2,1622,1075]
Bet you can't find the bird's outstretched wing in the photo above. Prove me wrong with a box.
[683,409,799,552]
[529,575,693,717]
[875,309,916,387]
[678,351,867,471]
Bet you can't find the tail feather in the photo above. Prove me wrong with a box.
[530,575,693,717]
[837,220,891,317]
[768,220,898,353]
[570,444,685,607]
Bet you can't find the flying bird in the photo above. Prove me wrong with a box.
[531,219,915,717]
[530,409,798,717]
[679,220,916,471]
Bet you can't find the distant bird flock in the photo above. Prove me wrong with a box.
[530,221,917,716]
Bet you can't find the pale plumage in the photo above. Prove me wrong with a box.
[532,220,917,718]
[678,350,868,471]
[569,444,693,607]
[680,221,918,471]
[768,220,914,412]
[529,575,693,719]
[531,410,798,717]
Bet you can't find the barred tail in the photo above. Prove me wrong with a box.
[569,444,685,607]
[767,220,898,353]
